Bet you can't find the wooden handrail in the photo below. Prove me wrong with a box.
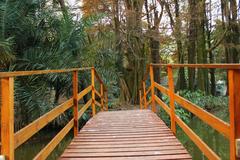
[0,67,92,78]
[140,63,240,160]
[151,63,240,69]
[0,67,108,160]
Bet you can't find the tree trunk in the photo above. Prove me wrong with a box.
[196,0,208,93]
[187,0,197,91]
[124,0,145,104]
[174,0,187,91]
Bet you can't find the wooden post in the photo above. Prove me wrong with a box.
[100,83,104,111]
[143,81,147,109]
[149,65,156,112]
[228,69,240,160]
[139,90,142,109]
[1,77,14,160]
[168,66,176,135]
[73,71,78,136]
[91,68,96,116]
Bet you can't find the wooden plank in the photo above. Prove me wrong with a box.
[0,67,92,78]
[73,71,78,136]
[60,155,192,160]
[228,69,240,160]
[154,95,170,115]
[78,99,92,119]
[91,68,96,116]
[61,110,191,159]
[174,94,230,138]
[167,66,176,134]
[14,98,73,149]
[61,149,188,157]
[77,85,91,101]
[66,142,183,149]
[154,82,169,96]
[149,65,156,112]
[1,77,14,160]
[60,154,191,160]
[64,145,185,153]
[33,119,74,160]
[175,116,220,160]
[151,63,240,69]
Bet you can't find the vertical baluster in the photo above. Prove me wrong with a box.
[73,71,78,136]
[91,68,96,116]
[228,69,240,160]
[139,90,142,109]
[168,66,176,135]
[100,83,104,111]
[1,77,14,160]
[143,81,147,109]
[149,65,156,112]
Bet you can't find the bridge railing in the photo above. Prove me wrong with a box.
[140,63,240,160]
[0,67,108,160]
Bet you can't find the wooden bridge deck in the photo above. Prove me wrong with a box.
[60,110,191,160]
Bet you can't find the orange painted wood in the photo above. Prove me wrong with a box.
[139,91,143,109]
[1,77,14,160]
[0,67,92,78]
[142,81,147,109]
[93,68,107,91]
[14,98,73,149]
[149,65,156,112]
[95,100,101,108]
[151,63,240,69]
[95,88,101,98]
[73,71,78,136]
[60,110,191,159]
[228,70,240,160]
[146,99,152,107]
[91,68,96,116]
[78,100,92,119]
[174,94,230,138]
[33,119,74,160]
[175,116,220,160]
[154,82,169,96]
[154,95,170,115]
[168,66,176,134]
[77,85,91,101]
[146,86,152,96]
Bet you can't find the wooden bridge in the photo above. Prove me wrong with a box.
[0,64,240,160]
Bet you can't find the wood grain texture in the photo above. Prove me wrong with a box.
[0,67,92,78]
[149,65,156,112]
[1,77,14,160]
[60,110,191,159]
[228,70,240,160]
[73,71,78,136]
